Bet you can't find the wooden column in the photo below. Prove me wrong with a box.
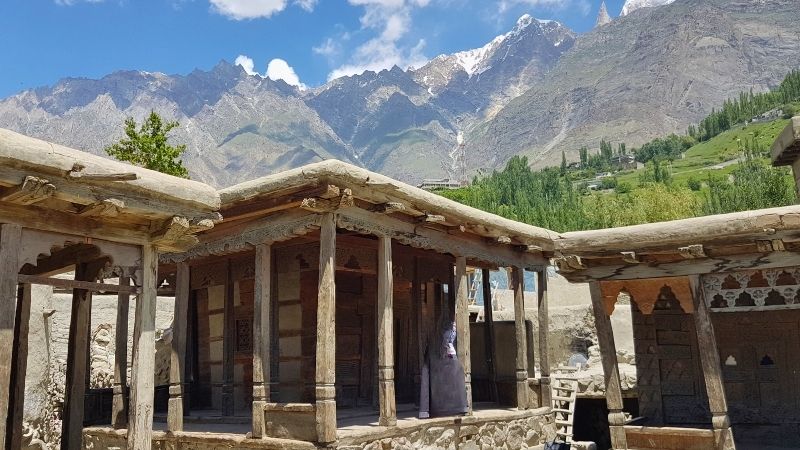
[537,269,552,407]
[589,281,628,450]
[8,283,31,450]
[689,275,736,450]
[377,236,396,426]
[315,213,337,444]
[111,275,130,429]
[61,263,94,450]
[0,223,21,450]
[252,243,272,438]
[454,257,472,413]
[128,245,158,450]
[222,260,235,416]
[481,269,498,403]
[168,262,190,432]
[511,266,528,410]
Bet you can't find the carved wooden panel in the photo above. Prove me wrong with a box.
[600,277,694,316]
[702,267,800,312]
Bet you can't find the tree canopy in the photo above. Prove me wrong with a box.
[105,111,190,178]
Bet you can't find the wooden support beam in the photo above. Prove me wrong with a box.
[589,282,628,450]
[315,213,337,444]
[689,276,736,450]
[252,244,272,438]
[454,257,472,414]
[78,198,125,218]
[0,176,55,205]
[17,274,140,294]
[481,269,498,404]
[128,245,157,450]
[61,263,94,450]
[377,236,396,426]
[537,270,551,407]
[8,283,31,450]
[511,266,528,410]
[222,260,235,416]
[68,164,138,182]
[0,223,21,450]
[111,276,130,429]
[168,263,189,432]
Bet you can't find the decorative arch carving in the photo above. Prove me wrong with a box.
[599,277,694,315]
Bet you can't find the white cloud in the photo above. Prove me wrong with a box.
[496,0,584,14]
[234,55,256,75]
[54,0,104,5]
[294,0,317,11]
[313,38,341,57]
[324,0,432,81]
[267,59,306,89]
[210,0,288,19]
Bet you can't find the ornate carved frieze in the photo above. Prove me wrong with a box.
[600,277,694,316]
[702,267,800,311]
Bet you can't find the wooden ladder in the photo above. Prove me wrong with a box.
[551,372,578,445]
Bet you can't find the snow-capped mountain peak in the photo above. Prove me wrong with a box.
[620,0,675,16]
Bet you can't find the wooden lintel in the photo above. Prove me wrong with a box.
[18,274,140,294]
[678,244,707,259]
[78,198,125,218]
[0,176,56,205]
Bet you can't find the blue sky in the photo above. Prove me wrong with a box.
[0,0,626,98]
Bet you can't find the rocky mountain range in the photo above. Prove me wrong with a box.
[0,0,798,186]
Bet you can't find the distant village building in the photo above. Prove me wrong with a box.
[610,154,637,170]
[418,178,463,191]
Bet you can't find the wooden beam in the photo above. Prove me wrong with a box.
[589,282,628,450]
[128,245,157,450]
[67,164,138,182]
[111,276,130,429]
[8,283,31,450]
[481,269,498,404]
[511,266,528,410]
[168,263,189,432]
[689,276,736,450]
[537,270,552,407]
[455,256,472,414]
[252,243,272,438]
[17,275,140,294]
[377,236,396,426]
[0,223,21,450]
[315,213,337,444]
[0,176,55,205]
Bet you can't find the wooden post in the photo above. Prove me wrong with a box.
[0,223,21,450]
[222,260,235,416]
[537,269,552,407]
[481,269,498,403]
[8,283,31,450]
[111,275,130,429]
[315,213,337,444]
[689,275,736,450]
[454,257,472,413]
[511,266,528,410]
[61,263,94,450]
[252,243,272,438]
[168,262,190,432]
[128,245,158,450]
[377,236,396,426]
[589,281,628,450]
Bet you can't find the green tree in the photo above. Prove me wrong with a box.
[560,150,568,175]
[105,111,190,178]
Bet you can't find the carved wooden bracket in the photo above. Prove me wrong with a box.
[151,216,215,252]
[0,176,56,205]
[756,239,786,252]
[553,255,586,272]
[300,187,353,213]
[600,277,694,315]
[679,244,707,259]
[621,251,640,264]
[371,202,406,214]
[418,214,446,224]
[78,198,125,218]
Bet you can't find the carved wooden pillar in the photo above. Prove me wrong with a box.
[537,269,552,407]
[61,262,94,450]
[511,266,528,409]
[128,245,158,450]
[0,223,21,450]
[111,275,130,429]
[168,262,190,432]
[454,256,472,413]
[315,213,337,444]
[481,268,498,403]
[222,260,235,416]
[689,275,736,450]
[8,283,31,450]
[377,236,396,426]
[252,243,272,438]
[589,281,628,450]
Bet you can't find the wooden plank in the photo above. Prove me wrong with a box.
[128,245,157,450]
[111,276,130,429]
[167,263,189,432]
[689,275,736,450]
[8,283,31,450]
[61,263,94,450]
[537,269,552,407]
[454,256,472,414]
[315,213,337,444]
[589,281,628,450]
[252,243,272,438]
[222,259,235,416]
[377,236,396,426]
[481,268,498,403]
[511,266,528,410]
[0,224,20,450]
[17,274,140,294]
